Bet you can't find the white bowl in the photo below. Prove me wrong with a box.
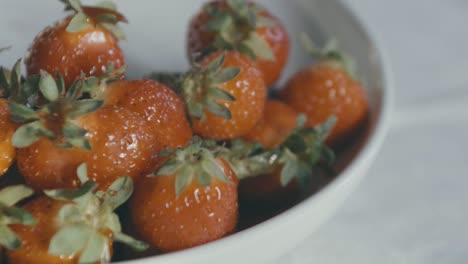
[0,0,392,263]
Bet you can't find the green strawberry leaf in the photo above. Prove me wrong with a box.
[243,33,275,61]
[39,70,59,102]
[114,232,149,252]
[280,158,299,186]
[8,102,38,123]
[0,225,21,249]
[155,159,183,176]
[79,232,110,264]
[212,67,240,84]
[206,101,232,120]
[210,87,236,101]
[101,176,133,209]
[45,181,97,201]
[201,158,230,183]
[175,166,193,197]
[62,121,87,138]
[99,22,126,40]
[12,121,51,148]
[49,224,92,256]
[69,99,104,119]
[205,53,225,74]
[66,12,90,33]
[196,170,212,187]
[0,185,34,207]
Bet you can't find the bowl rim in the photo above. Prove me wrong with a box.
[119,0,394,263]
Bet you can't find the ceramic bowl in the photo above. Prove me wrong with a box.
[0,0,392,263]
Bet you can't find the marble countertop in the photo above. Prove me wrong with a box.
[276,0,468,263]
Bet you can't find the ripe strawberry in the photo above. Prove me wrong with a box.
[25,0,127,86]
[95,79,193,171]
[243,100,298,149]
[130,141,238,252]
[0,59,37,177]
[281,36,369,145]
[188,0,290,86]
[225,115,335,201]
[13,72,157,191]
[180,51,266,140]
[7,174,148,264]
[0,185,36,250]
[240,100,299,201]
[0,99,16,176]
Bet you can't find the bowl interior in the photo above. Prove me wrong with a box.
[0,0,387,263]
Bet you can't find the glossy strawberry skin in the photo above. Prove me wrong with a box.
[130,159,238,252]
[78,105,157,190]
[25,16,125,87]
[17,105,156,191]
[243,100,298,149]
[192,51,267,140]
[281,64,369,145]
[7,196,113,264]
[99,80,193,171]
[0,99,16,176]
[7,197,77,264]
[17,139,87,190]
[187,0,290,87]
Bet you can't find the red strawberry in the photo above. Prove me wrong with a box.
[0,99,16,176]
[188,0,290,86]
[12,72,157,191]
[178,51,266,140]
[281,36,369,145]
[95,79,193,171]
[243,100,298,149]
[240,100,299,201]
[25,0,127,86]
[7,175,147,264]
[130,141,238,252]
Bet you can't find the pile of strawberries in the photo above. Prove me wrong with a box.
[0,0,369,263]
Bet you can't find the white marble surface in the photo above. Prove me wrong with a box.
[275,1,468,263]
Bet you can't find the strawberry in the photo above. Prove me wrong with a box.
[7,170,148,264]
[225,115,335,199]
[12,72,157,191]
[94,79,193,171]
[130,140,238,252]
[0,99,16,176]
[176,51,266,140]
[0,185,36,250]
[240,100,299,201]
[281,35,369,145]
[243,100,298,149]
[0,60,37,177]
[188,0,290,86]
[25,0,127,87]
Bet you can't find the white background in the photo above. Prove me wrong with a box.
[275,1,468,263]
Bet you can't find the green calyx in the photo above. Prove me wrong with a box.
[202,0,276,61]
[224,115,336,188]
[300,33,357,79]
[182,52,240,121]
[153,138,232,198]
[0,185,36,249]
[10,71,104,150]
[45,164,148,264]
[82,62,127,98]
[60,0,128,40]
[0,59,38,106]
